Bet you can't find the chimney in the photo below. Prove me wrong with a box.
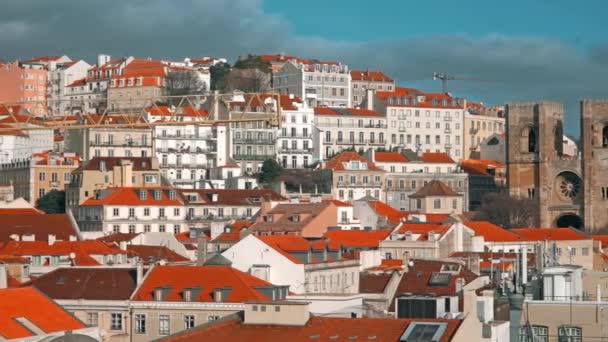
[97,54,110,67]
[402,251,411,272]
[136,260,144,285]
[121,160,133,187]
[310,195,322,204]
[197,237,208,266]
[455,277,466,293]
[48,234,56,245]
[0,264,7,289]
[366,89,374,110]
[119,241,128,251]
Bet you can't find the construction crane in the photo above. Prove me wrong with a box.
[432,72,497,94]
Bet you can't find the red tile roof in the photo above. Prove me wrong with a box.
[366,258,405,272]
[258,236,312,264]
[464,221,522,242]
[0,240,125,265]
[390,259,478,310]
[313,107,383,117]
[460,159,505,176]
[177,189,285,206]
[594,235,608,249]
[374,151,409,163]
[67,78,86,87]
[376,88,462,109]
[0,287,86,339]
[359,273,393,293]
[367,201,408,224]
[127,245,190,264]
[81,187,182,206]
[145,106,209,118]
[25,268,140,300]
[229,93,303,111]
[323,229,391,248]
[132,265,275,302]
[323,152,381,171]
[419,152,455,163]
[97,233,140,243]
[511,228,589,241]
[161,313,461,342]
[0,213,77,242]
[409,180,461,198]
[350,70,393,82]
[395,223,451,240]
[0,208,42,215]
[78,156,158,171]
[322,199,352,207]
[212,222,253,243]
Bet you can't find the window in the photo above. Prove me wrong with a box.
[87,312,99,327]
[128,225,136,234]
[159,315,170,335]
[113,225,120,233]
[144,224,151,232]
[159,224,166,233]
[111,313,123,330]
[558,326,581,342]
[519,325,548,342]
[39,172,46,181]
[184,315,195,330]
[434,199,441,209]
[144,208,150,216]
[135,314,146,334]
[38,188,46,198]
[208,315,220,321]
[129,208,135,217]
[582,247,590,256]
[159,208,165,217]
[174,208,180,216]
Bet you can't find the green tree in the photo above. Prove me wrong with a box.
[165,70,205,106]
[475,192,539,229]
[36,189,66,214]
[233,55,271,73]
[258,159,283,183]
[210,62,231,91]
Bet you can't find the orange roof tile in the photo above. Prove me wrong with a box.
[419,152,455,163]
[350,70,393,82]
[409,180,460,198]
[374,151,409,163]
[0,208,42,215]
[464,221,522,242]
[0,287,86,339]
[367,201,408,224]
[511,228,589,241]
[396,222,451,236]
[321,199,352,207]
[132,265,275,302]
[127,245,190,264]
[81,187,182,206]
[594,235,608,249]
[323,152,382,171]
[323,229,391,248]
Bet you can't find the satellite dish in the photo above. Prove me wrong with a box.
[408,261,414,267]
[69,252,76,259]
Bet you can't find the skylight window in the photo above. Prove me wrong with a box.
[401,322,447,341]
[428,272,451,287]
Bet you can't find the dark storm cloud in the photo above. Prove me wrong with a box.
[2,0,608,134]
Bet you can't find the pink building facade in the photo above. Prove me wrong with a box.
[0,61,47,115]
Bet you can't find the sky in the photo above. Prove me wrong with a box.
[3,0,608,135]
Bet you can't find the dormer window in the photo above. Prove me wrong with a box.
[264,215,273,223]
[442,99,448,106]
[168,190,176,200]
[289,215,300,222]
[139,189,147,200]
[154,190,161,200]
[183,288,192,302]
[154,287,164,301]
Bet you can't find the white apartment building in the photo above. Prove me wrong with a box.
[75,187,188,239]
[79,55,134,113]
[0,115,53,163]
[273,59,351,108]
[366,149,469,211]
[314,106,387,160]
[277,97,316,168]
[46,59,92,116]
[145,106,226,188]
[368,88,466,160]
[463,104,506,159]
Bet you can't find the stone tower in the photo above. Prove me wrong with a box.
[506,101,582,228]
[581,99,608,232]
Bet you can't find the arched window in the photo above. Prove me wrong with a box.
[528,129,537,153]
[554,120,563,156]
[603,125,608,148]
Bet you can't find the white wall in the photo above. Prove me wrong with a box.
[222,235,307,293]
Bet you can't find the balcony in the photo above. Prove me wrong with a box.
[333,139,386,146]
[277,134,311,139]
[156,146,215,154]
[128,216,137,221]
[156,133,216,140]
[233,154,275,161]
[316,123,388,129]
[445,143,453,149]
[50,181,59,187]
[278,148,313,155]
[233,138,276,145]
[336,181,382,188]
[90,141,152,147]
[444,128,452,134]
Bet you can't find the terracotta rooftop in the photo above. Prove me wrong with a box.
[323,229,391,249]
[419,152,455,163]
[25,268,140,300]
[367,201,408,225]
[250,202,332,235]
[359,273,393,293]
[81,187,182,206]
[395,222,451,240]
[0,287,86,339]
[131,265,278,302]
[463,221,522,242]
[0,213,77,242]
[511,228,589,241]
[127,245,190,264]
[351,70,393,82]
[177,189,285,206]
[323,151,382,171]
[409,180,461,198]
[160,312,461,342]
[96,233,140,243]
[78,156,158,172]
[374,151,409,163]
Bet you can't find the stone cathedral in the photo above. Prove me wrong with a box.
[506,99,608,232]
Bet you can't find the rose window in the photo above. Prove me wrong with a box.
[556,172,581,199]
